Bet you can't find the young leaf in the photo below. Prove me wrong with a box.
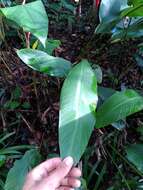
[0,0,48,46]
[59,60,98,164]
[17,49,71,77]
[126,144,143,173]
[5,149,41,190]
[96,90,143,128]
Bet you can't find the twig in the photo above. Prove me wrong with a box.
[21,114,34,133]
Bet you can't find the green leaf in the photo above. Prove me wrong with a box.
[37,39,61,55]
[126,144,143,173]
[59,60,98,164]
[122,3,143,17]
[0,145,33,155]
[5,149,41,190]
[0,132,15,144]
[96,90,143,128]
[4,101,20,109]
[111,18,143,40]
[0,0,48,46]
[95,17,121,34]
[22,102,31,109]
[99,0,128,22]
[128,0,143,6]
[17,49,71,77]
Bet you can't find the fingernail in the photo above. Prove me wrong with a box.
[63,156,73,166]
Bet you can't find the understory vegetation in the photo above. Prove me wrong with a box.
[1,0,143,189]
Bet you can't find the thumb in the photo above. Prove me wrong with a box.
[47,156,74,187]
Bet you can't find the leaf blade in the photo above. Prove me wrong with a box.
[17,48,71,77]
[96,90,143,128]
[5,149,41,190]
[59,60,98,163]
[0,0,48,46]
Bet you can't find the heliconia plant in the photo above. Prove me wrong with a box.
[1,0,143,189]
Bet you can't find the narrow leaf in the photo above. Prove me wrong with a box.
[96,90,143,128]
[59,60,98,164]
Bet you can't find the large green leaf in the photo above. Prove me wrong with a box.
[99,0,128,22]
[0,0,48,46]
[17,49,71,77]
[96,90,143,128]
[59,60,98,164]
[5,149,41,190]
[126,144,143,173]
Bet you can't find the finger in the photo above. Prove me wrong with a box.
[61,177,81,188]
[57,186,74,190]
[29,157,62,181]
[47,156,74,187]
[68,167,81,177]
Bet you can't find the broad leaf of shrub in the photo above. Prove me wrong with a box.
[17,49,71,77]
[99,0,128,22]
[96,90,143,128]
[0,0,48,46]
[59,60,98,164]
[5,149,41,190]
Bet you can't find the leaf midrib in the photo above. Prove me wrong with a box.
[67,63,84,156]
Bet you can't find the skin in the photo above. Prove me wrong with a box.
[23,156,81,190]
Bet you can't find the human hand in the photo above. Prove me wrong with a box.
[23,156,81,190]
